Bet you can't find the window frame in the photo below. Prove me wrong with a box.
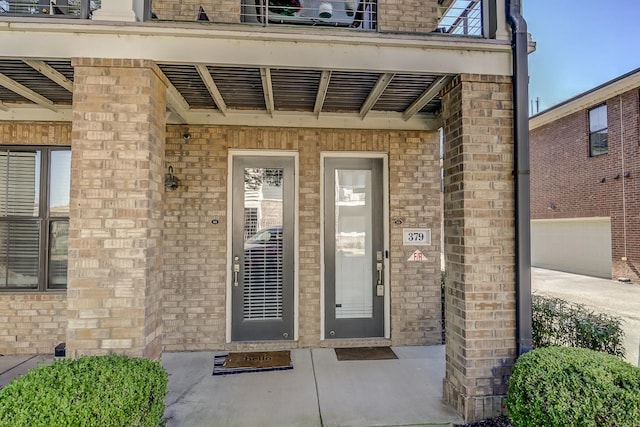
[588,104,608,157]
[0,145,70,292]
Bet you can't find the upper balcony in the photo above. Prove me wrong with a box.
[0,0,491,38]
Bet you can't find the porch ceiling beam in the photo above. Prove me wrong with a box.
[0,72,57,112]
[22,59,73,92]
[260,67,274,117]
[0,101,8,111]
[164,81,189,124]
[3,26,513,76]
[195,64,227,117]
[403,75,450,121]
[314,70,331,118]
[360,73,394,119]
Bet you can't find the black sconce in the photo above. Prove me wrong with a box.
[548,202,556,211]
[165,166,180,191]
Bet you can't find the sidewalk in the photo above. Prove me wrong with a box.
[162,345,462,427]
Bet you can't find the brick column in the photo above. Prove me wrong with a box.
[441,74,517,422]
[68,59,167,359]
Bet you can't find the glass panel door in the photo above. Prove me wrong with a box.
[232,156,294,341]
[325,157,384,338]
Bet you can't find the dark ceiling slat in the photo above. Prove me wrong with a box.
[158,64,217,109]
[373,74,437,112]
[323,71,379,112]
[207,66,264,110]
[0,59,72,104]
[271,69,320,112]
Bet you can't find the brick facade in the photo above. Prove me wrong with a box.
[162,126,443,351]
[67,59,167,359]
[530,89,640,281]
[0,122,70,355]
[441,74,517,422]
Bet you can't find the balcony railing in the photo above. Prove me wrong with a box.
[0,0,485,38]
[436,0,482,36]
[0,0,99,18]
[239,0,377,30]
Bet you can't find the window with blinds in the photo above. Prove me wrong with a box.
[0,147,70,291]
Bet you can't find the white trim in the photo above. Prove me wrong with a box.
[319,151,390,341]
[226,149,299,343]
[0,22,513,76]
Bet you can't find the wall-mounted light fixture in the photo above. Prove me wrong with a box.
[599,177,606,183]
[165,166,180,191]
[183,132,191,141]
[624,172,631,178]
[548,202,556,211]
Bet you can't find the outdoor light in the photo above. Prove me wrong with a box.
[165,166,180,191]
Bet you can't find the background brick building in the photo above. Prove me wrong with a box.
[530,68,640,282]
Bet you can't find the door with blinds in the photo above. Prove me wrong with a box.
[231,156,294,341]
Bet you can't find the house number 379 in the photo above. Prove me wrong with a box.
[402,229,431,246]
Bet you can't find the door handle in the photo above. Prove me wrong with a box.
[233,263,240,287]
[376,262,384,296]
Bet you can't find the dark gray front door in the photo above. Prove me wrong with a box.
[324,157,384,338]
[232,156,294,341]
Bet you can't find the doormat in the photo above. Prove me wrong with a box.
[334,346,398,361]
[212,351,293,375]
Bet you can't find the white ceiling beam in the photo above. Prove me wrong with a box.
[403,75,450,121]
[314,70,331,118]
[162,76,190,124]
[260,67,275,117]
[0,102,8,112]
[1,25,513,76]
[0,72,57,112]
[195,64,227,117]
[169,109,442,131]
[22,59,73,92]
[360,73,395,119]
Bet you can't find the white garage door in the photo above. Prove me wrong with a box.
[531,217,612,279]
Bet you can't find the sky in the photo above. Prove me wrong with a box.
[523,0,640,114]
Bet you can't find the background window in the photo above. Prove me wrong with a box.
[589,104,608,156]
[0,147,70,291]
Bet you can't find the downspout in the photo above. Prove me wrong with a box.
[506,0,532,356]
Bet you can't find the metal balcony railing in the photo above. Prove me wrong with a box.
[0,0,484,39]
[0,0,99,18]
[436,0,483,36]
[240,0,377,29]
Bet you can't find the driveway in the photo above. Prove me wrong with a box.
[532,267,640,366]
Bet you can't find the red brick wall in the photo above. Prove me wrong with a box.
[530,89,640,280]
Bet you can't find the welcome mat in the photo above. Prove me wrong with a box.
[334,346,398,361]
[212,351,293,375]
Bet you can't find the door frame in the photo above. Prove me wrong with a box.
[226,150,299,343]
[320,152,390,341]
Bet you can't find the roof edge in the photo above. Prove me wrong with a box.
[529,67,640,130]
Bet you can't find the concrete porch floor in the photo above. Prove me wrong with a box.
[162,345,462,427]
[1,346,462,427]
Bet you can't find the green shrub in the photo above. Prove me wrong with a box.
[506,346,640,427]
[532,294,625,357]
[0,354,168,427]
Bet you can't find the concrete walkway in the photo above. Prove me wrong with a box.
[532,267,640,366]
[162,345,462,427]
